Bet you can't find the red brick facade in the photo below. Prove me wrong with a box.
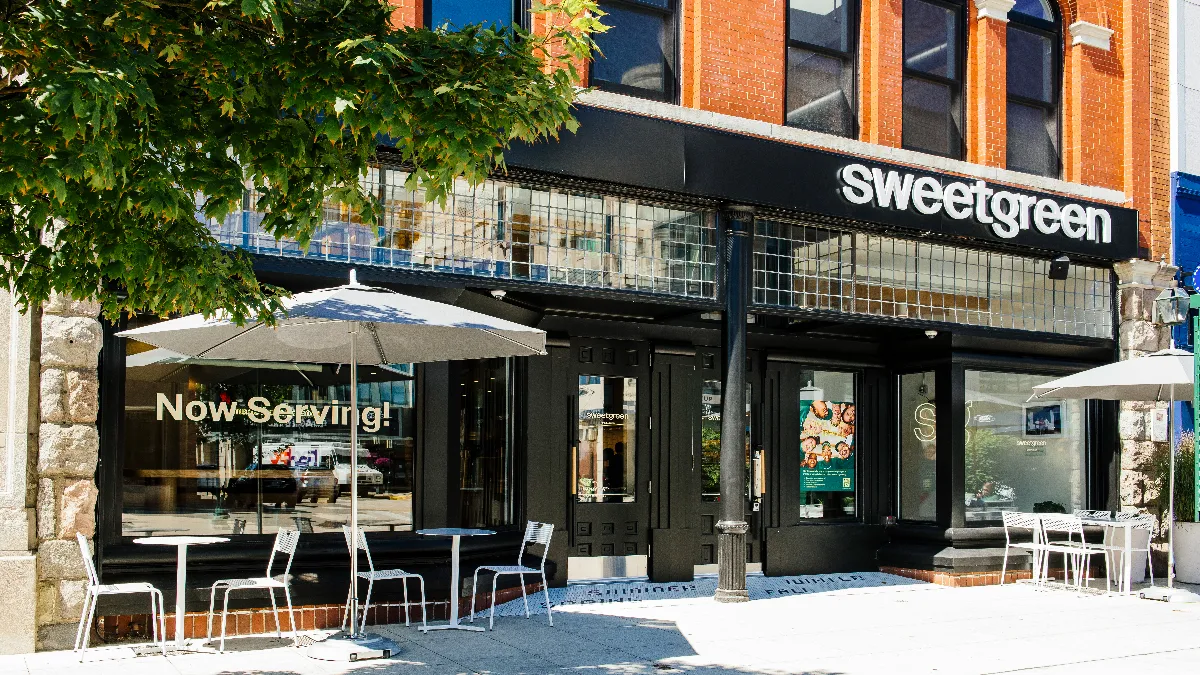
[390,1,1168,260]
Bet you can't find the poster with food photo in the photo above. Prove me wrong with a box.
[799,400,856,492]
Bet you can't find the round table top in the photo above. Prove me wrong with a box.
[132,536,230,546]
[416,528,495,537]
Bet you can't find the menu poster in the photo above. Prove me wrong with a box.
[800,400,856,492]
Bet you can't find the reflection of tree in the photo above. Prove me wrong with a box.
[701,424,721,496]
[965,427,1005,495]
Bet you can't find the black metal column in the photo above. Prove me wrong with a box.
[717,205,753,603]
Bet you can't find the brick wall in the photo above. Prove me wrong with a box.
[680,1,785,123]
[966,1,1008,168]
[860,0,904,147]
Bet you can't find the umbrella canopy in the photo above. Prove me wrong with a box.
[118,275,545,364]
[1030,348,1193,402]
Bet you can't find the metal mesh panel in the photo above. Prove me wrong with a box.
[753,219,1113,338]
[205,167,718,299]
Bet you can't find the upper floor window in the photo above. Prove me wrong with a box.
[902,0,965,159]
[1006,1,1061,177]
[785,1,858,137]
[426,0,523,29]
[591,0,677,102]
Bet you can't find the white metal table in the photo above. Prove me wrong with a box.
[133,535,229,647]
[416,528,494,632]
[1080,518,1138,595]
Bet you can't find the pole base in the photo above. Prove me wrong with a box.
[306,632,395,662]
[1138,586,1200,603]
[714,587,750,603]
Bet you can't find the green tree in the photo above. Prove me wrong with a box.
[1,0,603,324]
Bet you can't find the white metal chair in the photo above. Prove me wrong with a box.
[1073,509,1113,520]
[1114,511,1156,587]
[74,533,166,660]
[206,528,300,651]
[342,526,427,633]
[1039,514,1108,591]
[470,521,555,630]
[1000,512,1044,585]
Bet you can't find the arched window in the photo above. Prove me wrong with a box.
[1006,0,1061,177]
[785,0,858,137]
[902,0,966,159]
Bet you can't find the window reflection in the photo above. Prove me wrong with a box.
[899,371,937,522]
[459,358,515,528]
[122,330,416,537]
[964,370,1085,524]
[576,376,637,502]
[699,381,751,502]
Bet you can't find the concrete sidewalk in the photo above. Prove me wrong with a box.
[3,577,1198,675]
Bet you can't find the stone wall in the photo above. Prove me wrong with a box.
[32,295,102,651]
[1114,259,1177,521]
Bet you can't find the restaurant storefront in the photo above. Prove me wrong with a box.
[93,105,1136,611]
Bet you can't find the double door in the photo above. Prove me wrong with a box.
[566,339,762,579]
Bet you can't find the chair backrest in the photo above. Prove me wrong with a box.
[1039,513,1086,543]
[266,528,301,579]
[1001,512,1042,545]
[518,521,555,569]
[1074,509,1112,520]
[75,532,99,588]
[1116,511,1156,530]
[342,525,376,573]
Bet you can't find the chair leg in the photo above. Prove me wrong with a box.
[489,574,499,630]
[360,578,374,636]
[418,576,427,631]
[207,583,220,640]
[402,578,411,627]
[999,547,1008,585]
[284,585,297,639]
[149,592,158,645]
[542,571,553,628]
[79,589,99,657]
[74,590,94,655]
[268,587,281,638]
[520,573,529,618]
[342,583,353,632]
[1147,545,1155,586]
[155,590,167,656]
[470,568,481,623]
[220,588,233,652]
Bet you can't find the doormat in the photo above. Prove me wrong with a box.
[487,571,924,617]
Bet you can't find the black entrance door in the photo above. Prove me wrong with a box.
[568,339,651,564]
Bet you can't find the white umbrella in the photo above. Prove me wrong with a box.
[1031,347,1193,594]
[118,270,546,651]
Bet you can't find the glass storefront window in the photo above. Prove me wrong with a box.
[459,358,515,528]
[699,381,751,502]
[576,376,637,503]
[122,329,416,537]
[798,371,857,519]
[964,370,1086,524]
[899,371,937,522]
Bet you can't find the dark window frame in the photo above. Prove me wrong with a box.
[783,0,861,137]
[589,0,679,104]
[901,0,967,160]
[423,0,530,30]
[1005,8,1062,178]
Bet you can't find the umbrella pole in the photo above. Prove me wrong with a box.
[1169,388,1176,589]
[349,322,360,634]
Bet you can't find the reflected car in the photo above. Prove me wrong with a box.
[298,467,339,503]
[225,463,299,510]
